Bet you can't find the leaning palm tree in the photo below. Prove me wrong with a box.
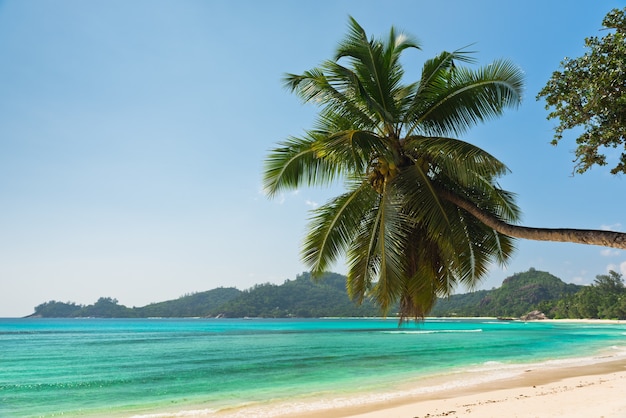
[264,18,626,318]
[264,18,522,318]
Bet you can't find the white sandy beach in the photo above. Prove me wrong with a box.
[198,352,626,418]
[330,359,626,418]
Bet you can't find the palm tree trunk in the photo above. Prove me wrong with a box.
[440,190,626,249]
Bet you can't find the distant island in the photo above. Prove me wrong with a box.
[28,269,626,320]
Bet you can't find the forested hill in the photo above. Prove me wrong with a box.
[30,287,242,318]
[29,272,384,318]
[29,268,625,319]
[430,268,582,317]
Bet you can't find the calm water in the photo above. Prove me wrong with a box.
[2,318,626,417]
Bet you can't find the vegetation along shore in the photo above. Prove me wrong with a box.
[29,268,626,320]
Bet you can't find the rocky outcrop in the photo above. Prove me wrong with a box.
[520,310,546,321]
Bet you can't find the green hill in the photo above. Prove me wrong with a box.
[30,272,385,318]
[431,268,582,317]
[30,288,241,318]
[136,287,242,317]
[30,268,593,319]
[213,272,384,318]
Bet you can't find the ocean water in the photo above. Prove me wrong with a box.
[2,318,626,417]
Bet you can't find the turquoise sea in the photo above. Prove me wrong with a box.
[2,318,626,417]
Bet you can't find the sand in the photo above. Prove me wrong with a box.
[296,357,626,418]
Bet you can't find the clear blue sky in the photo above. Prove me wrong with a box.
[1,0,625,317]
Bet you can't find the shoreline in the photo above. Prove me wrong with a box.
[143,345,626,418]
[337,358,626,417]
[292,356,626,418]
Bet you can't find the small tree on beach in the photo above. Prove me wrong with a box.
[264,18,626,318]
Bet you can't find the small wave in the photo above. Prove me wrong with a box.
[609,345,626,354]
[381,329,483,334]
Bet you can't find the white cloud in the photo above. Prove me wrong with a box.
[305,199,318,208]
[605,262,626,275]
[601,223,622,231]
[486,262,505,273]
[600,248,621,257]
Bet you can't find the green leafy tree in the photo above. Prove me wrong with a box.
[594,270,624,293]
[537,8,626,175]
[264,18,523,318]
[552,271,626,319]
[77,297,137,318]
[32,300,82,317]
[593,271,625,318]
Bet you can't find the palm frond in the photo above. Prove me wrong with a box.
[323,60,392,129]
[284,67,376,129]
[448,181,521,225]
[345,208,380,304]
[404,135,510,187]
[449,207,517,289]
[320,129,392,172]
[335,17,421,135]
[408,58,524,137]
[303,181,378,275]
[405,49,476,127]
[346,181,407,312]
[415,49,478,97]
[263,133,341,197]
[395,159,452,239]
[489,188,520,223]
[372,183,408,311]
[399,233,456,320]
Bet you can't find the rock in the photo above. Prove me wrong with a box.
[520,310,546,321]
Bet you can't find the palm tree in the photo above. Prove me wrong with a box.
[264,18,626,318]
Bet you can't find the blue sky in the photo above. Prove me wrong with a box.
[1,0,625,317]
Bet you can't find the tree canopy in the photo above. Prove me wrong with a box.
[550,271,626,319]
[537,7,626,175]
